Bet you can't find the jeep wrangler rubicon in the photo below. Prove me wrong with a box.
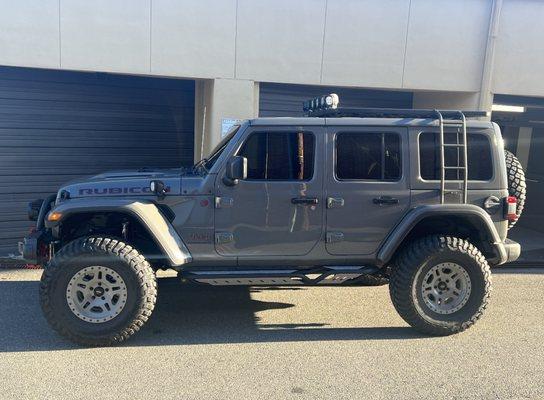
[21,94,525,346]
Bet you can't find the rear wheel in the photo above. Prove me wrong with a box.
[40,237,157,346]
[389,235,491,335]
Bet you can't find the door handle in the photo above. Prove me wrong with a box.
[373,196,399,205]
[291,197,319,205]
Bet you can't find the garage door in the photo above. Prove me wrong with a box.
[0,67,194,256]
[259,83,413,117]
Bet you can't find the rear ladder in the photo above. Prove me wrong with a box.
[435,110,469,204]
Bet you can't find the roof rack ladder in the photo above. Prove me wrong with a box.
[436,110,468,204]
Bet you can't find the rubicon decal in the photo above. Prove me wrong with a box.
[78,187,154,195]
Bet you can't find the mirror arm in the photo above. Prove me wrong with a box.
[222,176,239,187]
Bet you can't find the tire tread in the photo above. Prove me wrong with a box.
[389,235,491,336]
[39,236,157,346]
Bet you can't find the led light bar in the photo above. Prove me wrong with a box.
[303,93,339,113]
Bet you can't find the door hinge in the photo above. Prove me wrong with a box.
[215,232,234,244]
[215,196,233,209]
[327,197,344,209]
[326,231,344,243]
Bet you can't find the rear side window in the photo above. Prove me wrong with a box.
[238,131,315,180]
[419,132,493,181]
[336,132,401,180]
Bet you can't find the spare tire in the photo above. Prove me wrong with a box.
[504,150,526,229]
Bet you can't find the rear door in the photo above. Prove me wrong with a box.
[325,126,410,255]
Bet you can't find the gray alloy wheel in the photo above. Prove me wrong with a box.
[66,265,128,323]
[40,237,157,346]
[415,262,472,315]
[389,235,491,336]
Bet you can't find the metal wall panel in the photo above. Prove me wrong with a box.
[0,66,194,256]
[259,83,413,117]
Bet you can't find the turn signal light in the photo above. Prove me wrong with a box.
[505,196,518,222]
[47,211,63,222]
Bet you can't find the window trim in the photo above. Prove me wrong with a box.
[417,131,495,183]
[235,130,317,182]
[334,131,403,182]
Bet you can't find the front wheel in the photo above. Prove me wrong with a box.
[389,235,491,336]
[40,237,157,346]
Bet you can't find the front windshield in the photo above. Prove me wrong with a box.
[196,125,240,172]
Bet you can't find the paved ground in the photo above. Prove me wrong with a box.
[0,268,543,400]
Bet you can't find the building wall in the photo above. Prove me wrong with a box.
[0,0,541,97]
[493,0,544,97]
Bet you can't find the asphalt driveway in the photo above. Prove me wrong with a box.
[0,267,543,399]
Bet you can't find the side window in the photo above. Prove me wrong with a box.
[238,131,315,180]
[419,132,493,181]
[336,132,401,180]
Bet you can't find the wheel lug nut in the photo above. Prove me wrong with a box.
[101,296,105,300]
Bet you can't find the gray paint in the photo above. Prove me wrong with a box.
[324,125,411,255]
[376,204,508,266]
[214,126,325,257]
[46,198,192,266]
[0,66,195,255]
[26,115,516,268]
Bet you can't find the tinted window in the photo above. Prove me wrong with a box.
[336,132,401,180]
[419,132,493,180]
[239,132,315,180]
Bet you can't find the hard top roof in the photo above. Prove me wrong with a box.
[248,117,495,129]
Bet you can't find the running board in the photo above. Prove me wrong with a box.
[181,266,381,286]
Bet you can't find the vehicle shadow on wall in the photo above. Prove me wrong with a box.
[0,276,420,353]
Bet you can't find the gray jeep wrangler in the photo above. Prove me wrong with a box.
[22,94,525,346]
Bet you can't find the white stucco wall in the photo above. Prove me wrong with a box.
[0,0,541,97]
[493,0,544,97]
[0,0,60,68]
[402,0,492,92]
[60,0,151,73]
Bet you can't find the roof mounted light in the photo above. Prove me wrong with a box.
[303,93,339,113]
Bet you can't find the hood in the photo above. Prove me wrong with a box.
[59,168,185,199]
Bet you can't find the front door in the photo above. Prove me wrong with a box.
[214,127,324,257]
[325,126,410,255]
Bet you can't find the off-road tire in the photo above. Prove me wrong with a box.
[40,237,157,346]
[505,150,526,229]
[389,235,491,336]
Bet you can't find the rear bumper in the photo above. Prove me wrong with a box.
[493,238,521,266]
[503,238,521,264]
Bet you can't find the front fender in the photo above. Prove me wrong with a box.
[45,198,192,267]
[377,204,507,266]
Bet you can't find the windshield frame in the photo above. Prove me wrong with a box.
[198,125,240,172]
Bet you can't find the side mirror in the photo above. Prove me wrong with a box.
[223,156,247,186]
[150,180,168,198]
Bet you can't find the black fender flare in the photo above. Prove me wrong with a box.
[44,198,192,267]
[376,204,507,266]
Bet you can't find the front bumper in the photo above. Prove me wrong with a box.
[18,230,47,264]
[19,194,57,265]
